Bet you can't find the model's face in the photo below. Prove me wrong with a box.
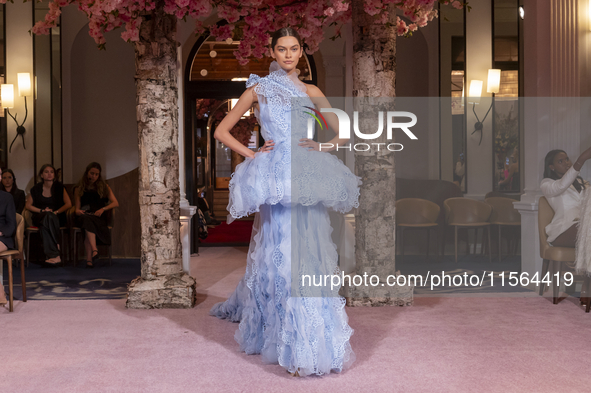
[550,152,571,177]
[87,168,100,184]
[2,172,13,188]
[271,36,302,71]
[42,167,55,182]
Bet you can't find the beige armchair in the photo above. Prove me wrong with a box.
[0,213,26,312]
[396,198,440,261]
[486,197,521,262]
[538,196,589,310]
[444,197,492,263]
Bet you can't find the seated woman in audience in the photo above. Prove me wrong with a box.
[25,164,72,265]
[541,147,591,247]
[0,167,17,305]
[75,162,119,268]
[1,169,26,213]
[542,148,591,305]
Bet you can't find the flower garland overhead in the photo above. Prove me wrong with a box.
[12,0,466,65]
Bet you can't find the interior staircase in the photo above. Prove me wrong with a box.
[213,190,229,219]
[212,189,254,221]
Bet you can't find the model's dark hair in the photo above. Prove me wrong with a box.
[0,168,18,195]
[270,27,303,51]
[76,162,108,198]
[38,164,56,182]
[544,149,585,192]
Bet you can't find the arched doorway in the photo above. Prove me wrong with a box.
[184,33,317,249]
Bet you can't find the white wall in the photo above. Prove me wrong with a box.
[62,7,137,183]
[395,26,433,180]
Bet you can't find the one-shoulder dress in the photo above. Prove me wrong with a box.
[210,67,361,376]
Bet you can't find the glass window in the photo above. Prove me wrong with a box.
[492,0,520,193]
[440,4,467,192]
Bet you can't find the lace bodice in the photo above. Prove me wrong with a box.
[246,66,313,144]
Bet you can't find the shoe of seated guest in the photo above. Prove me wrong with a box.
[45,256,61,265]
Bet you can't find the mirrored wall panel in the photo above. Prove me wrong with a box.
[492,0,520,193]
[0,6,6,168]
[440,3,466,192]
[34,1,62,177]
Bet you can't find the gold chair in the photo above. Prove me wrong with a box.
[444,197,492,263]
[485,197,522,262]
[537,196,589,309]
[23,209,69,266]
[0,213,26,312]
[396,198,440,261]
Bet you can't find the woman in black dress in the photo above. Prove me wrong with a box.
[0,167,16,305]
[75,162,119,268]
[25,164,72,265]
[1,169,26,213]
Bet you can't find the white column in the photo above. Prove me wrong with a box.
[180,208,196,274]
[517,0,583,277]
[177,45,197,273]
[344,22,355,174]
[177,45,190,209]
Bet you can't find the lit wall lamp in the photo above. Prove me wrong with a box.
[519,6,524,20]
[468,69,501,145]
[1,72,31,152]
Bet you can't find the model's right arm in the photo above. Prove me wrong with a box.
[214,86,258,159]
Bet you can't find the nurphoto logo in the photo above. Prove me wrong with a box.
[305,108,418,152]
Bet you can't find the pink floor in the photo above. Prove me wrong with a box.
[2,247,591,392]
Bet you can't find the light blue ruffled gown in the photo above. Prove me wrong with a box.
[210,65,361,376]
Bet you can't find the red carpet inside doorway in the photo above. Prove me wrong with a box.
[200,220,253,244]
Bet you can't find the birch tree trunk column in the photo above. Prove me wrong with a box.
[344,0,413,307]
[126,10,196,309]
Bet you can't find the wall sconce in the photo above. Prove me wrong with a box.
[468,69,500,145]
[519,6,525,20]
[1,72,31,152]
[468,80,483,104]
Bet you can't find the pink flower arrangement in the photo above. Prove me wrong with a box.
[229,116,258,147]
[195,99,222,120]
[12,0,465,61]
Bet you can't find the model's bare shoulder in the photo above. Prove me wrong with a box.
[305,84,324,97]
[243,85,258,103]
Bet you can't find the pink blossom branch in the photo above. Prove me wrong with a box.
[9,0,466,61]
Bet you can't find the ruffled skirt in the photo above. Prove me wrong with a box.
[210,203,355,376]
[226,144,361,223]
